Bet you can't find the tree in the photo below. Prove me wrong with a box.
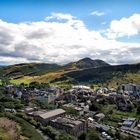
[1,77,10,85]
[29,81,40,89]
[78,132,86,140]
[0,105,4,112]
[137,106,140,114]
[89,102,101,112]
[107,129,114,137]
[86,130,100,140]
[115,130,121,139]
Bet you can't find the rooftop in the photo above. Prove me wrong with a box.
[51,117,83,128]
[39,109,66,119]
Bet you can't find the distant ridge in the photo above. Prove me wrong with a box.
[1,58,140,87]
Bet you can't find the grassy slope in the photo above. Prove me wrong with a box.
[5,114,44,140]
[53,64,140,88]
[107,71,140,87]
[10,71,140,89]
[1,62,140,88]
[11,70,66,84]
[1,63,61,79]
[0,128,12,140]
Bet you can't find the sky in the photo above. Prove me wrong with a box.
[0,0,140,65]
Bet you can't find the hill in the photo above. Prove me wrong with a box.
[1,58,140,87]
[0,63,61,79]
[52,63,140,87]
[0,58,110,79]
[64,57,110,70]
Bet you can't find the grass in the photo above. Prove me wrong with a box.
[114,109,138,119]
[14,116,44,140]
[0,80,1,85]
[102,104,140,127]
[10,77,31,85]
[10,70,65,85]
[0,128,12,140]
[107,71,140,88]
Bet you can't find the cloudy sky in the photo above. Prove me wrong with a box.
[0,0,140,65]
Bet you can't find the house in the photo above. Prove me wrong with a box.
[118,83,140,96]
[4,108,16,113]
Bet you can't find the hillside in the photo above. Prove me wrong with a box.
[1,58,140,87]
[0,58,110,79]
[64,57,110,70]
[0,63,61,79]
[10,62,140,87]
[52,63,140,87]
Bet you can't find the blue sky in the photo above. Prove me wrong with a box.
[0,0,140,65]
[0,0,140,27]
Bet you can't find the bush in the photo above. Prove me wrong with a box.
[42,126,75,140]
[86,130,100,140]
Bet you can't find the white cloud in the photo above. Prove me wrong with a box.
[90,11,105,16]
[0,12,140,65]
[45,12,75,21]
[101,22,107,25]
[107,13,140,39]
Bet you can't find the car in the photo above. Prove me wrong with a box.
[106,135,112,140]
[101,132,108,138]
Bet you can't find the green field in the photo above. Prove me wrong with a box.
[102,104,139,127]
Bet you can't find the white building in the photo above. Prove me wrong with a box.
[118,83,140,95]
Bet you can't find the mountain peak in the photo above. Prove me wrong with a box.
[75,57,110,69]
[79,57,93,62]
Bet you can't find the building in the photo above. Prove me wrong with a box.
[121,118,137,129]
[50,116,87,137]
[36,92,57,103]
[115,95,132,111]
[118,83,140,96]
[94,113,105,121]
[72,85,91,90]
[30,109,66,125]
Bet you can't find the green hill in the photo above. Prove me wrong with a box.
[64,57,110,70]
[52,63,140,87]
[1,58,140,87]
[0,63,61,79]
[0,58,110,80]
